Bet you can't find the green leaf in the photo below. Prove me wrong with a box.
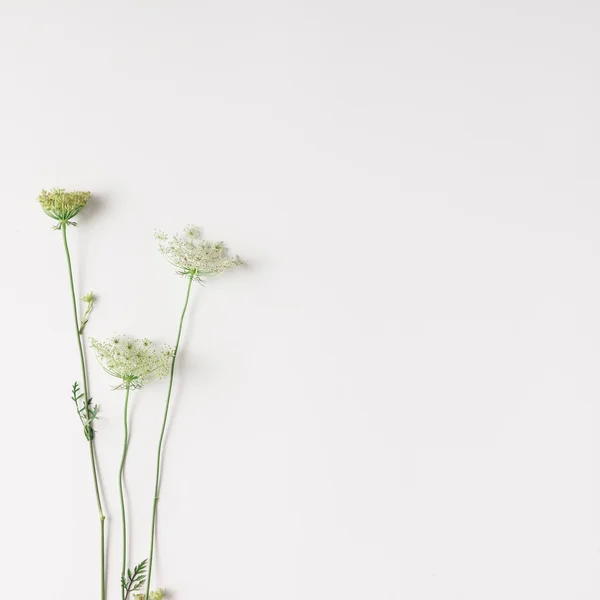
[123,559,149,599]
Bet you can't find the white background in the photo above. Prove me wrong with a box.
[0,1,599,598]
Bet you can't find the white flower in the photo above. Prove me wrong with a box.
[134,589,166,600]
[90,336,173,389]
[155,225,243,283]
[37,188,90,226]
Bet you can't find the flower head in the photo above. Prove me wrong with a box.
[38,188,90,227]
[155,225,243,283]
[134,590,166,600]
[90,336,172,389]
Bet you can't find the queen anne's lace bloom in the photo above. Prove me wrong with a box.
[134,589,166,600]
[155,225,243,283]
[90,336,173,389]
[37,188,90,226]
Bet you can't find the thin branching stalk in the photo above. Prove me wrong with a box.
[145,273,195,597]
[119,383,132,600]
[61,222,106,600]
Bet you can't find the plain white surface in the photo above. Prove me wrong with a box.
[1,0,600,598]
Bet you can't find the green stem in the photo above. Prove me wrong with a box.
[61,222,106,600]
[119,383,132,600]
[145,274,194,598]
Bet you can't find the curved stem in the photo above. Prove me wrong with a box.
[119,384,132,600]
[145,274,194,598]
[61,222,106,600]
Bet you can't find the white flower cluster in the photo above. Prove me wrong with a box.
[155,225,243,283]
[134,589,165,600]
[38,188,90,225]
[90,336,173,389]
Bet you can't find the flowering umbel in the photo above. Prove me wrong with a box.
[134,589,166,600]
[155,225,243,283]
[37,188,91,227]
[90,336,173,389]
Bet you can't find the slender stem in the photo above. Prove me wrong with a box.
[119,384,132,600]
[61,222,106,600]
[145,274,195,597]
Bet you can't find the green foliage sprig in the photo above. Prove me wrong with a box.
[71,381,100,441]
[121,558,148,600]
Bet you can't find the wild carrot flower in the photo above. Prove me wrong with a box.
[90,336,171,600]
[155,225,243,282]
[134,589,165,600]
[41,186,106,600]
[38,188,91,227]
[90,336,173,390]
[144,225,243,598]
